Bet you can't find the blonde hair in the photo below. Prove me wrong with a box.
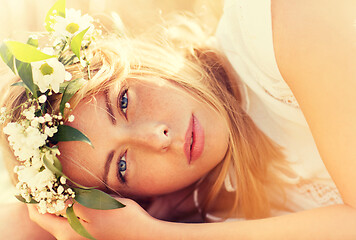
[0,14,290,220]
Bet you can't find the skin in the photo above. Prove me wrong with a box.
[58,77,230,198]
[8,0,356,239]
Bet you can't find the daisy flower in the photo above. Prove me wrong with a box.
[52,8,94,39]
[31,58,66,93]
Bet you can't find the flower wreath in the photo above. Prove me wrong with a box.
[0,0,124,239]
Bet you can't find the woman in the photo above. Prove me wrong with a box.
[2,0,356,239]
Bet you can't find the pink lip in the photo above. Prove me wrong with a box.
[184,115,205,164]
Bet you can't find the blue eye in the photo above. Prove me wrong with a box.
[118,154,127,182]
[120,90,128,114]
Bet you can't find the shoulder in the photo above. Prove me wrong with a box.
[272,0,356,89]
[271,0,356,207]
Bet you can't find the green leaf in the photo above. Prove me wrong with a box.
[15,195,38,204]
[59,78,86,114]
[0,42,15,74]
[45,0,66,32]
[53,156,63,172]
[15,59,37,97]
[70,27,90,59]
[27,36,39,48]
[74,188,125,210]
[6,41,54,63]
[66,205,96,240]
[59,81,71,93]
[43,154,64,177]
[51,125,93,147]
[11,81,26,87]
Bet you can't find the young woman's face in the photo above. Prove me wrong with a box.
[58,78,230,197]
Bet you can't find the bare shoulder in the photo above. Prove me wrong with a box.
[272,0,356,90]
[271,0,356,207]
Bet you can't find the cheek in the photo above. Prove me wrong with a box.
[127,158,195,196]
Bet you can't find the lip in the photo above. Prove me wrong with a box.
[184,114,205,164]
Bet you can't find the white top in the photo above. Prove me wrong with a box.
[213,0,343,217]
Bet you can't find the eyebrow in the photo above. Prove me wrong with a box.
[103,150,115,187]
[104,90,116,125]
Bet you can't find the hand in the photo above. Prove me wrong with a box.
[28,198,159,240]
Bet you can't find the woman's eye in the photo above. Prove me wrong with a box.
[120,89,128,115]
[118,154,127,182]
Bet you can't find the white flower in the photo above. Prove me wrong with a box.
[44,126,58,137]
[31,118,39,127]
[60,176,66,185]
[31,58,66,93]
[57,185,64,194]
[44,113,52,122]
[68,115,75,122]
[20,167,55,192]
[38,200,47,214]
[65,102,70,108]
[54,200,65,212]
[0,107,6,114]
[65,71,72,81]
[31,152,42,169]
[4,122,47,161]
[38,95,47,104]
[22,106,36,120]
[52,8,94,39]
[38,117,45,123]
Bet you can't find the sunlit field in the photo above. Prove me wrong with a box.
[0,0,222,40]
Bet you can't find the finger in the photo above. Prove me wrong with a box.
[72,197,135,217]
[72,197,148,224]
[27,205,79,238]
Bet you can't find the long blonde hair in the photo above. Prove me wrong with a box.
[0,13,289,220]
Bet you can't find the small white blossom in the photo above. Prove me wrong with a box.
[0,107,6,114]
[65,71,72,81]
[31,153,42,169]
[18,167,55,192]
[65,102,70,108]
[44,126,58,137]
[38,200,47,214]
[31,118,39,127]
[31,58,66,93]
[55,199,66,212]
[38,95,47,103]
[22,106,36,120]
[4,122,47,161]
[60,176,66,185]
[57,185,64,194]
[44,113,52,122]
[68,115,75,122]
[38,117,45,123]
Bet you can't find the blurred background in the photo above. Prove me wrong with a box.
[0,0,223,40]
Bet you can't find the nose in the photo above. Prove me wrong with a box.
[127,122,171,152]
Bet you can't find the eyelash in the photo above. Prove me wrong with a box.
[117,87,128,183]
[118,88,128,118]
[118,151,127,183]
